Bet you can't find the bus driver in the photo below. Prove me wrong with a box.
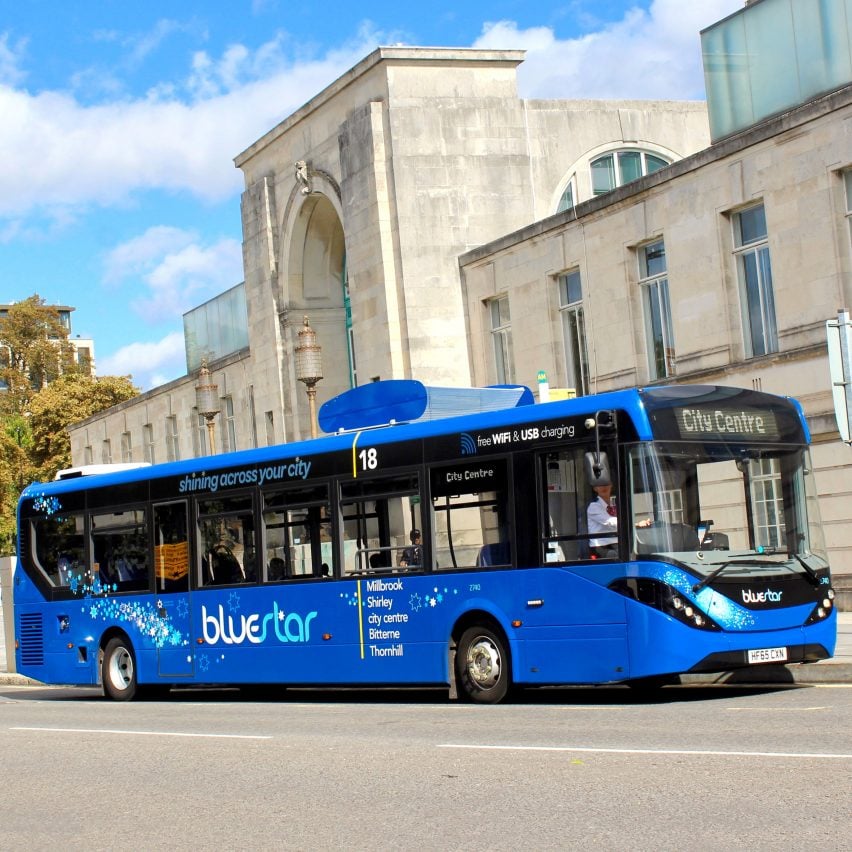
[587,483,651,558]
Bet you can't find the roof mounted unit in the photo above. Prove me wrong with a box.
[318,379,534,434]
[55,462,151,480]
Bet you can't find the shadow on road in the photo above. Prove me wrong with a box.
[0,680,807,706]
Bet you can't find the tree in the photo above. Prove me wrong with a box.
[0,414,37,553]
[29,373,139,480]
[0,294,78,416]
[0,373,139,555]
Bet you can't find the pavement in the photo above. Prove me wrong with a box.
[1,587,850,688]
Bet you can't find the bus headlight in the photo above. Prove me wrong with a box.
[805,589,835,625]
[608,578,721,631]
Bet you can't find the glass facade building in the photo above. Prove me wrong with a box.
[702,0,852,141]
[183,283,249,373]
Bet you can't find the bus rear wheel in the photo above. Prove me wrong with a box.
[456,626,510,704]
[102,637,138,701]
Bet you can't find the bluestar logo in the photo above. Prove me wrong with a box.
[201,603,317,645]
[742,589,782,604]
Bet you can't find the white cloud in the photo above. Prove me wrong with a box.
[98,330,186,390]
[0,28,381,219]
[133,238,243,319]
[102,225,199,283]
[475,0,744,100]
[102,226,243,321]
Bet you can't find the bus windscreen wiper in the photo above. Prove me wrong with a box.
[792,553,821,587]
[691,557,784,595]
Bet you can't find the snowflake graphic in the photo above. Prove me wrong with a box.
[176,599,189,619]
[228,591,241,613]
[32,494,61,516]
[409,593,423,612]
[82,594,186,650]
[198,654,210,672]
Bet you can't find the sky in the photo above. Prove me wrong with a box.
[0,0,743,391]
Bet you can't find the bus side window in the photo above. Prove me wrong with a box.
[153,502,189,594]
[198,494,257,586]
[340,474,421,575]
[91,507,149,592]
[430,460,511,570]
[263,484,332,581]
[32,512,86,588]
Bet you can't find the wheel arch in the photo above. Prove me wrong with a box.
[97,627,135,684]
[448,608,515,697]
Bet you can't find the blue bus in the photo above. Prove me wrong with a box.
[13,381,837,702]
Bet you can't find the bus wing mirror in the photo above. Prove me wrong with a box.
[584,451,611,487]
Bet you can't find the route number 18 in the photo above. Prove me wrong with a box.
[358,447,378,470]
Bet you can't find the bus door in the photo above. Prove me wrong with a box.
[153,501,194,677]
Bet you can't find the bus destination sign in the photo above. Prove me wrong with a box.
[672,406,780,441]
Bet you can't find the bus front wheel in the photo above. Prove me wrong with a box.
[455,626,510,704]
[102,637,138,701]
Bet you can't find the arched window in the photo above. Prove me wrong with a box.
[556,177,576,213]
[590,150,669,196]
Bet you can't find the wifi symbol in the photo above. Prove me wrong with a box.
[460,433,477,455]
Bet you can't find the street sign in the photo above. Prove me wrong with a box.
[537,369,550,403]
[826,309,852,444]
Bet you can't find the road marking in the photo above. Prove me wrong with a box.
[10,726,271,740]
[438,744,852,759]
[725,706,829,711]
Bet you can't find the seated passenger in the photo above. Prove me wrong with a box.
[268,556,286,581]
[399,529,422,568]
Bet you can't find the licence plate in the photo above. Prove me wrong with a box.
[747,646,788,664]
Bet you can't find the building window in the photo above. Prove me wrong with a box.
[638,240,676,379]
[557,270,589,396]
[591,150,669,196]
[76,346,92,373]
[165,415,179,462]
[844,169,852,248]
[556,177,576,213]
[222,396,236,453]
[143,424,155,464]
[84,445,93,465]
[248,386,258,449]
[265,410,275,446]
[489,296,514,384]
[751,457,785,549]
[193,408,208,457]
[101,439,112,464]
[733,203,777,357]
[120,431,132,463]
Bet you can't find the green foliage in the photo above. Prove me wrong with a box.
[0,294,78,416]
[0,373,139,556]
[29,373,139,480]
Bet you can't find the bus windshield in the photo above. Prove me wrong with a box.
[626,441,828,577]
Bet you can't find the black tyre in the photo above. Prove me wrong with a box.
[102,637,138,701]
[455,626,511,704]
